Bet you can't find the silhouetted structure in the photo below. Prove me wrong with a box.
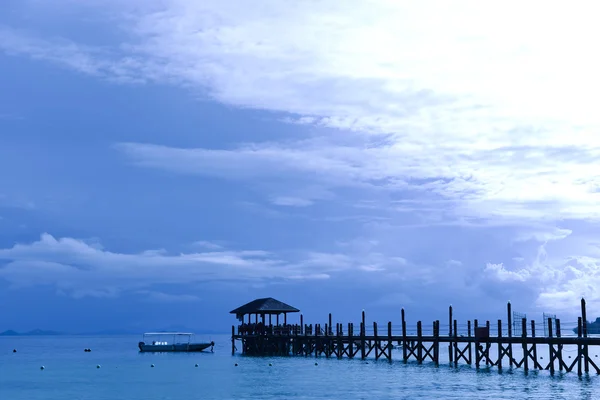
[231,297,600,376]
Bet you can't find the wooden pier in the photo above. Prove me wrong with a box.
[231,297,600,375]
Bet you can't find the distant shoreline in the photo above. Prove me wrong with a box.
[0,329,228,337]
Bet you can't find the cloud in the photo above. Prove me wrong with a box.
[135,290,201,303]
[0,233,347,298]
[3,1,600,320]
[1,2,599,223]
[513,227,573,243]
[192,240,224,250]
[270,196,314,207]
[0,233,417,299]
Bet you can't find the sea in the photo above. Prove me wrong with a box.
[1,334,599,399]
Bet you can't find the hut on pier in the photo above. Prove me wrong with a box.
[230,297,300,326]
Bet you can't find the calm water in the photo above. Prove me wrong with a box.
[1,334,598,399]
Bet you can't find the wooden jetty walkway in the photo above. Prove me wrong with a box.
[230,297,600,375]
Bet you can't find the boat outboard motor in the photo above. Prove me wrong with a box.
[138,341,145,351]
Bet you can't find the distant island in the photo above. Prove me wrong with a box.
[0,328,227,336]
[0,329,64,336]
[572,318,600,334]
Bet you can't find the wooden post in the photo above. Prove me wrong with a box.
[300,314,303,334]
[329,313,332,336]
[486,320,491,366]
[507,301,513,368]
[417,321,423,364]
[453,319,458,368]
[231,325,235,355]
[474,319,479,369]
[387,321,393,362]
[556,319,563,372]
[449,305,453,364]
[531,320,538,370]
[361,310,366,360]
[348,322,353,359]
[582,298,589,374]
[336,322,342,359]
[402,309,408,363]
[373,322,379,360]
[577,317,583,376]
[497,319,503,371]
[522,318,528,372]
[433,320,440,366]
[467,320,472,365]
[548,317,554,375]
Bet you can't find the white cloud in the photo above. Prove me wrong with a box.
[3,1,600,318]
[1,2,600,221]
[513,227,573,243]
[0,233,417,298]
[484,262,530,282]
[0,233,351,297]
[192,240,224,250]
[270,196,314,207]
[135,290,201,303]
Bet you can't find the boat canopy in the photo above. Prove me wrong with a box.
[143,332,194,336]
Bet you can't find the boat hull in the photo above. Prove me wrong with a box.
[138,341,214,353]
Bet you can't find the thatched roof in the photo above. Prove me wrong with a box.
[230,297,300,317]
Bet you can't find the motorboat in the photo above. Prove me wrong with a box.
[138,332,214,352]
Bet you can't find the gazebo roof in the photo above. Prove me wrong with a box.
[230,297,300,317]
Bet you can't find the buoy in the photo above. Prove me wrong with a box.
[269,363,272,366]
[195,364,198,367]
[13,349,16,353]
[40,366,45,370]
[96,365,101,369]
[151,364,155,368]
[315,362,318,365]
[234,363,238,366]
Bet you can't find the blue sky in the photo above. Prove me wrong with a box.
[1,0,600,333]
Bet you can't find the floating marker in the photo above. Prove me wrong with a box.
[269,363,272,366]
[234,363,238,366]
[151,364,155,368]
[40,366,45,370]
[13,349,16,353]
[97,364,101,369]
[195,364,198,367]
[315,362,318,366]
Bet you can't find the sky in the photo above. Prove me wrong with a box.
[1,0,600,334]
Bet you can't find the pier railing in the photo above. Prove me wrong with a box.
[232,298,600,376]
